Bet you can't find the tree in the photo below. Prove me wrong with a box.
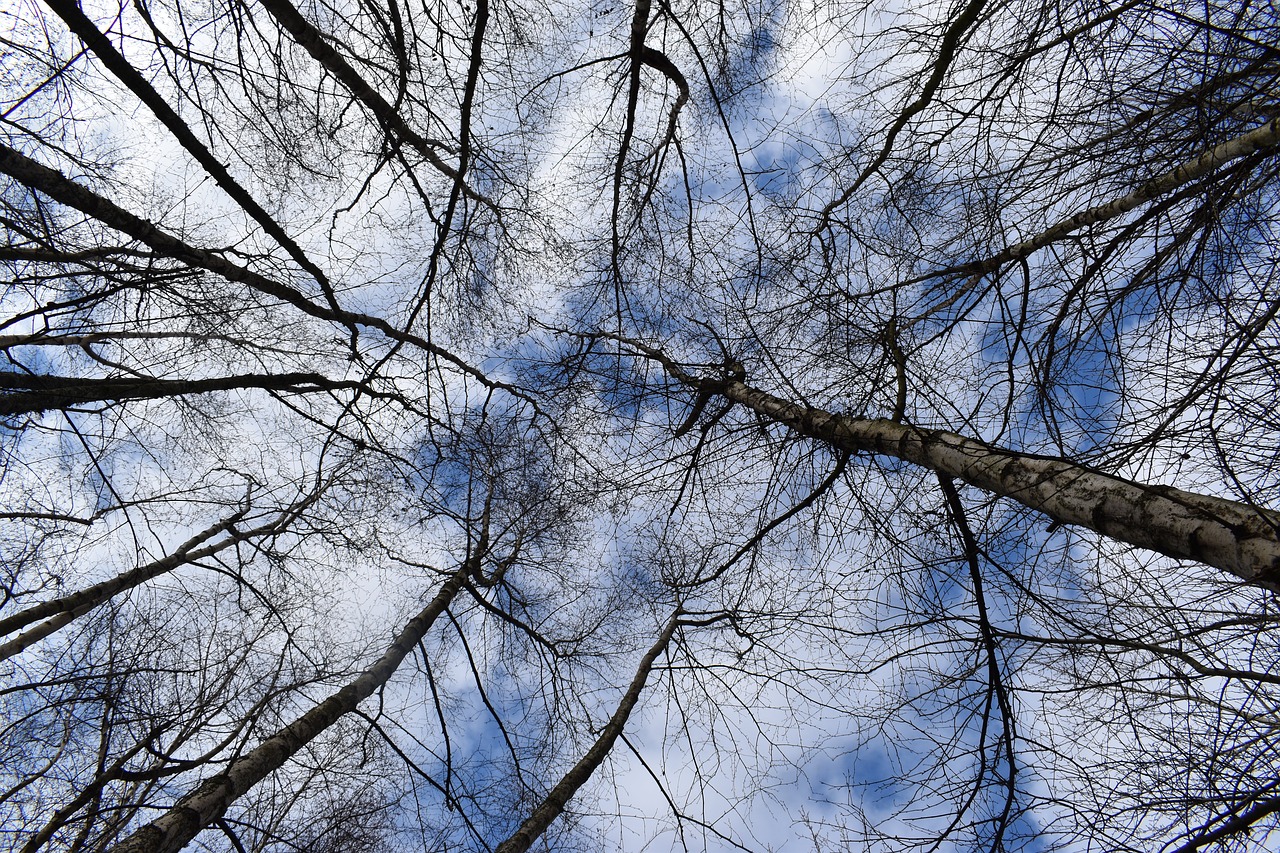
[2,0,1280,851]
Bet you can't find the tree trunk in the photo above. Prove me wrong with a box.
[105,563,469,853]
[624,337,1280,589]
[916,116,1280,282]
[0,143,494,389]
[495,611,681,853]
[0,489,330,662]
[722,378,1280,589]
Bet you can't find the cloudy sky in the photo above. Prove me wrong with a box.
[2,0,1279,851]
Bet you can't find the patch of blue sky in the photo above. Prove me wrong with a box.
[382,704,528,847]
[509,507,1069,852]
[921,241,1160,461]
[745,139,817,203]
[665,625,1023,850]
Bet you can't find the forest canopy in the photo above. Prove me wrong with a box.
[3,0,1280,851]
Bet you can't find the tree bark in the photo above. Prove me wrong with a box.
[494,611,681,853]
[40,0,343,314]
[728,379,1280,589]
[625,340,1280,590]
[0,143,495,389]
[253,0,470,189]
[0,492,327,662]
[105,563,468,853]
[917,116,1280,281]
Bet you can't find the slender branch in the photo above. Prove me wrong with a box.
[816,0,989,225]
[938,475,1018,851]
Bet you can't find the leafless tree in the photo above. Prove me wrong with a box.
[3,0,1280,851]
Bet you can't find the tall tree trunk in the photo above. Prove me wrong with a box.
[495,610,682,853]
[624,339,1280,590]
[40,0,343,314]
[0,489,327,662]
[918,116,1280,281]
[105,563,469,853]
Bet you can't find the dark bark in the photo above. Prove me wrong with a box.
[0,371,364,416]
[40,0,344,315]
[0,143,497,389]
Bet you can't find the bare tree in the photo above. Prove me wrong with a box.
[4,0,1280,851]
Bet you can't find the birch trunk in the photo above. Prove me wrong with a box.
[617,335,1280,589]
[104,564,469,853]
[0,489,327,662]
[494,611,681,853]
[919,116,1280,281]
[713,378,1280,589]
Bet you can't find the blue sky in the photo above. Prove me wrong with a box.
[3,0,1280,852]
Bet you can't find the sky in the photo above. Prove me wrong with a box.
[2,0,1280,851]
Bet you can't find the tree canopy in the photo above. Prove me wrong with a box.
[3,0,1280,851]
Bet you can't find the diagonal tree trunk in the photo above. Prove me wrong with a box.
[0,520,243,664]
[252,0,474,192]
[40,0,344,316]
[912,116,1280,282]
[617,337,1280,591]
[495,610,683,853]
[0,143,496,390]
[103,562,469,853]
[0,488,325,662]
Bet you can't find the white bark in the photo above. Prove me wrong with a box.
[0,491,327,662]
[105,564,469,853]
[927,117,1280,279]
[495,611,681,853]
[718,379,1280,589]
